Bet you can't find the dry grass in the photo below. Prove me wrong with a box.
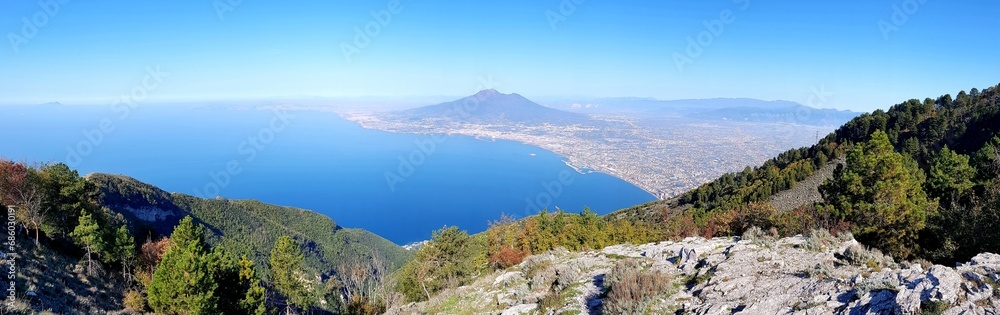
[604,258,672,315]
[842,243,896,271]
[801,229,837,252]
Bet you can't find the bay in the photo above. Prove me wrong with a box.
[0,104,655,244]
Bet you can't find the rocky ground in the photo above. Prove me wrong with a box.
[389,230,1000,314]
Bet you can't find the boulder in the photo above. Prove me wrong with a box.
[501,303,537,315]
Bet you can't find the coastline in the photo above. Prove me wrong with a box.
[339,112,664,200]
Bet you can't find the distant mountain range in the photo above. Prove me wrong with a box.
[687,101,861,126]
[547,97,861,126]
[391,92,859,127]
[395,89,590,125]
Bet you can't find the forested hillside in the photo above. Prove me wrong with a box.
[0,162,412,314]
[615,84,1000,264]
[88,173,411,276]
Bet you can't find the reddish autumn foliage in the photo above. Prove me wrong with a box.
[140,237,173,272]
[0,160,30,206]
[488,245,528,269]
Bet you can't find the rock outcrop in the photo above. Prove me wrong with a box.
[389,232,1000,314]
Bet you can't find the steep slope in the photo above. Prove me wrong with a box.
[610,83,1000,263]
[1,235,127,314]
[86,173,411,275]
[390,233,1000,314]
[766,157,845,212]
[615,85,998,215]
[398,89,589,125]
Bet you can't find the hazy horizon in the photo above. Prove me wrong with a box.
[3,1,998,112]
[0,92,867,112]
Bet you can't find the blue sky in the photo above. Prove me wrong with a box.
[1,0,997,111]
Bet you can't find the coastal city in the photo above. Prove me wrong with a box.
[344,111,834,199]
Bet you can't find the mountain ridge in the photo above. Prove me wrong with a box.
[398,89,590,125]
[548,97,861,125]
[86,173,412,275]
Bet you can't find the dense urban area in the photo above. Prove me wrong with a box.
[345,112,834,199]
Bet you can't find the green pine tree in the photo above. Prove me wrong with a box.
[38,163,97,238]
[111,225,136,263]
[820,130,936,259]
[926,146,976,206]
[270,235,316,313]
[210,249,268,315]
[110,224,137,286]
[238,255,268,315]
[396,226,478,302]
[70,210,105,275]
[147,216,219,314]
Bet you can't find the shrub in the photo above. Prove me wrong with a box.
[730,203,778,233]
[842,243,896,271]
[802,229,836,252]
[537,291,563,312]
[663,212,698,240]
[488,245,527,270]
[802,263,832,279]
[836,231,855,242]
[522,256,552,277]
[855,274,900,298]
[345,295,386,315]
[397,226,481,302]
[553,265,579,291]
[524,259,556,291]
[741,226,776,246]
[700,210,735,238]
[920,300,950,315]
[139,237,172,286]
[912,259,932,270]
[604,259,672,315]
[604,258,643,289]
[123,290,147,313]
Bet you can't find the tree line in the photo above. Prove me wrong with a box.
[394,208,661,303]
[657,84,1000,263]
[0,160,404,314]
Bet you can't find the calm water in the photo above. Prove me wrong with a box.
[0,104,654,244]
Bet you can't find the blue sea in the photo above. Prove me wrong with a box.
[0,104,655,244]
